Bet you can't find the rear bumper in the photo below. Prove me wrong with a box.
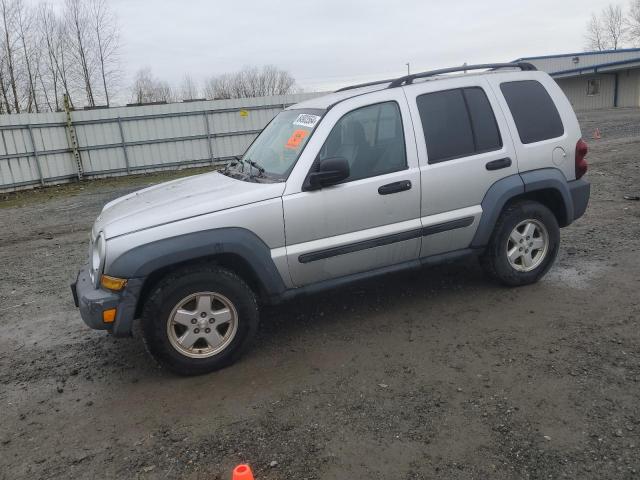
[71,264,144,337]
[568,178,590,222]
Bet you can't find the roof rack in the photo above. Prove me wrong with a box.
[335,77,399,93]
[387,62,537,87]
[334,62,537,93]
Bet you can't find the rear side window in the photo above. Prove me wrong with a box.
[500,80,564,144]
[465,88,502,152]
[416,87,502,164]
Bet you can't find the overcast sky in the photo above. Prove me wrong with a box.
[108,0,618,94]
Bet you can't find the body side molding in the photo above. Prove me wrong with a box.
[297,217,476,264]
[298,228,422,264]
[422,216,474,236]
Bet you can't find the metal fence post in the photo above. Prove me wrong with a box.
[27,124,45,186]
[63,94,84,180]
[117,116,131,174]
[203,112,214,165]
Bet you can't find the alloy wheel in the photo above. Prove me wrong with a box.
[166,291,238,358]
[506,219,549,272]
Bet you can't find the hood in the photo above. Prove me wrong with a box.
[94,171,285,239]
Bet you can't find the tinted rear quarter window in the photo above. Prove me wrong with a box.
[500,80,564,144]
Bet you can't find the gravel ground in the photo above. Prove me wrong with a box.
[1,108,639,480]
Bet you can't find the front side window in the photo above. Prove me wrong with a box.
[416,87,502,164]
[500,80,564,144]
[318,101,407,182]
[237,108,324,180]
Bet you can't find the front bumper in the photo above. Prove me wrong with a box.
[71,264,144,337]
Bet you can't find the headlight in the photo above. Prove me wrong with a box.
[90,232,106,288]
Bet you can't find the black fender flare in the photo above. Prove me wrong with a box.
[471,168,573,248]
[108,227,287,298]
[519,168,574,225]
[471,174,524,248]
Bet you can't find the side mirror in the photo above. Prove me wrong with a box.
[305,157,350,191]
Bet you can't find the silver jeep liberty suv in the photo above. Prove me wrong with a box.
[72,63,590,375]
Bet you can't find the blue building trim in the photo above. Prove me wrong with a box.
[513,47,640,62]
[549,57,640,77]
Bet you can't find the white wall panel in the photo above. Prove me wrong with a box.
[555,75,616,110]
[0,92,322,191]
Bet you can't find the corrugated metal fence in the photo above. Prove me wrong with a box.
[0,92,322,192]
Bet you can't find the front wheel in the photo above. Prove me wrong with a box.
[141,266,259,375]
[480,200,560,286]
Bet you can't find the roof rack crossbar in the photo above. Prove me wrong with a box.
[388,62,537,88]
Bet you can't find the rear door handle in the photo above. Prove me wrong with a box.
[486,158,512,171]
[378,180,412,195]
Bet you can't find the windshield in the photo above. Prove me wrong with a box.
[237,108,324,180]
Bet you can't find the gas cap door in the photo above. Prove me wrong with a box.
[552,146,567,167]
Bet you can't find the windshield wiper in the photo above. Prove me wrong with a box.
[225,156,267,181]
[246,159,265,176]
[224,155,242,172]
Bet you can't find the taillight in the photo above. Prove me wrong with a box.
[575,139,588,179]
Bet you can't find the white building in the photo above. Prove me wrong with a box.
[515,48,640,110]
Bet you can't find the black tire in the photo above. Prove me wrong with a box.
[480,200,560,286]
[140,265,258,376]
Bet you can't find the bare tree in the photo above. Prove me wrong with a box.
[0,0,123,114]
[604,4,626,49]
[56,19,75,108]
[628,0,640,45]
[586,13,611,50]
[34,52,52,111]
[130,67,153,104]
[37,3,74,110]
[204,65,296,100]
[154,80,174,103]
[15,0,38,111]
[1,0,20,112]
[38,3,61,110]
[179,73,199,100]
[585,4,627,50]
[65,0,95,107]
[0,56,11,112]
[89,0,118,106]
[204,73,233,100]
[130,67,175,104]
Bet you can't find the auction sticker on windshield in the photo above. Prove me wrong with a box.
[292,114,321,128]
[285,129,308,149]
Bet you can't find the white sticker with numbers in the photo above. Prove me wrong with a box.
[292,113,321,128]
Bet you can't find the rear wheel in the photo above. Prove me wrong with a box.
[480,200,559,286]
[141,266,258,375]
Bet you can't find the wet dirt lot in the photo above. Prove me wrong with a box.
[1,109,639,480]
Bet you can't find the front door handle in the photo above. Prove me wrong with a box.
[378,180,412,195]
[486,157,512,171]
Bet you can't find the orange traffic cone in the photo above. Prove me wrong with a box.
[593,128,601,140]
[232,464,254,480]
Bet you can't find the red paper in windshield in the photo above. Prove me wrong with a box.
[285,129,308,149]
